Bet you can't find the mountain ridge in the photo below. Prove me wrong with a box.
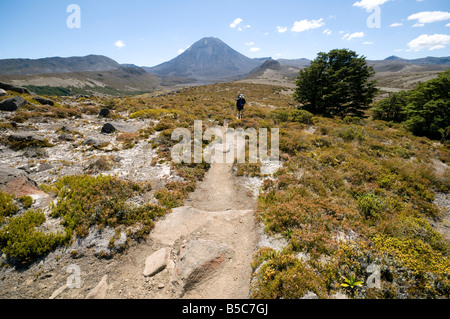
[0,55,121,76]
[144,37,269,83]
[0,37,449,92]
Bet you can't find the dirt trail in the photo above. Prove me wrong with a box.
[181,160,258,299]
[103,126,259,299]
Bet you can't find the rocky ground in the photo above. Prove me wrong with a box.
[0,96,286,299]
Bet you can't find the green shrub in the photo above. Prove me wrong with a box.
[291,109,314,124]
[251,250,327,299]
[18,196,33,209]
[335,126,366,142]
[0,191,19,222]
[373,234,450,276]
[357,193,385,219]
[49,175,164,238]
[0,210,68,264]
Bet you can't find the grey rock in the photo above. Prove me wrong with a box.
[49,284,68,299]
[85,275,108,299]
[0,89,7,96]
[8,132,44,142]
[0,96,27,112]
[58,133,75,142]
[0,82,32,95]
[37,163,53,172]
[82,137,108,149]
[59,125,76,132]
[23,148,48,158]
[0,164,48,199]
[33,96,54,106]
[331,292,349,299]
[99,108,111,117]
[101,123,116,134]
[72,228,127,258]
[143,247,171,277]
[175,239,232,290]
[102,121,141,134]
[301,291,319,299]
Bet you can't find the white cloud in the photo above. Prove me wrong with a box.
[412,23,425,27]
[408,11,450,24]
[178,49,185,54]
[323,28,332,35]
[245,42,254,46]
[353,0,389,10]
[407,34,450,51]
[264,32,270,36]
[114,40,125,49]
[363,41,374,45]
[390,22,403,27]
[291,18,325,32]
[230,18,243,28]
[250,47,261,52]
[277,26,288,33]
[447,23,450,27]
[343,32,365,41]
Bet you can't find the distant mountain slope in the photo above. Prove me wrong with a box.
[0,67,160,95]
[384,56,450,65]
[145,37,268,83]
[277,58,311,68]
[0,55,121,76]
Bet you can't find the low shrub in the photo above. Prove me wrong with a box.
[49,175,163,238]
[0,191,19,224]
[0,210,68,264]
[250,249,328,299]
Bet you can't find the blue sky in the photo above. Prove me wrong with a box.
[0,0,449,66]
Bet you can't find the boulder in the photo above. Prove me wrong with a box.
[143,247,171,277]
[85,275,109,299]
[0,82,32,95]
[301,291,319,299]
[0,89,7,96]
[99,108,111,117]
[59,125,76,132]
[33,96,54,106]
[101,123,116,134]
[174,239,232,290]
[8,132,46,144]
[71,227,127,258]
[58,133,75,142]
[101,122,141,134]
[83,137,109,149]
[149,207,209,246]
[0,164,48,200]
[0,96,27,112]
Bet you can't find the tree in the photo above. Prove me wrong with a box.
[293,49,378,117]
[403,70,450,140]
[372,70,450,140]
[372,91,408,123]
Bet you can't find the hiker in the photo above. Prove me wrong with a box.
[236,94,246,119]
